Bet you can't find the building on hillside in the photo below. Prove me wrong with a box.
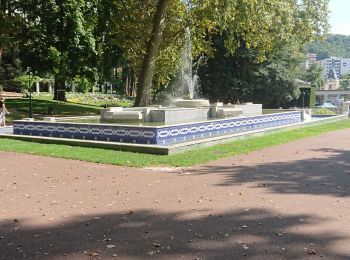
[341,58,350,76]
[305,53,317,69]
[318,57,350,80]
[321,68,340,90]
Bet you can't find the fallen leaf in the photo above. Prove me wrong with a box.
[153,243,161,248]
[242,244,249,250]
[308,249,316,255]
[147,251,155,255]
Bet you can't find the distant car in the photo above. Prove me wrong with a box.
[331,99,343,106]
[316,102,336,108]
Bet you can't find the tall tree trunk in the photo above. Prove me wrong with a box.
[125,76,129,96]
[131,69,136,97]
[134,0,170,107]
[53,79,66,101]
[0,47,3,65]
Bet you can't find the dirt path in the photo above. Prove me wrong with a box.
[1,129,350,259]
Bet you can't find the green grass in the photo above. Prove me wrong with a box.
[5,98,102,123]
[0,119,349,167]
[34,93,133,108]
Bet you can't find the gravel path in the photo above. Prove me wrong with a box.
[1,129,350,259]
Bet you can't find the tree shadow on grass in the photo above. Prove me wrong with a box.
[0,209,348,259]
[194,148,350,197]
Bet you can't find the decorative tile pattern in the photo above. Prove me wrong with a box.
[156,112,302,145]
[13,111,301,146]
[13,122,157,144]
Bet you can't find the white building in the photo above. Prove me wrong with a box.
[340,58,350,76]
[319,57,350,80]
[305,53,317,69]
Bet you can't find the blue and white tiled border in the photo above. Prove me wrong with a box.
[156,111,301,145]
[13,111,302,146]
[13,122,158,144]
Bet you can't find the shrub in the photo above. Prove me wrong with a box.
[73,76,93,93]
[313,108,337,115]
[13,75,40,96]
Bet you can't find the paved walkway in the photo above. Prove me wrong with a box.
[0,129,350,259]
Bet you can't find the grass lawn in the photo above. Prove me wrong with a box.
[35,94,133,108]
[0,119,349,167]
[5,98,102,123]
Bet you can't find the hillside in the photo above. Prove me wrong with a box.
[307,34,350,60]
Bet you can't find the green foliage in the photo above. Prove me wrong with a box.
[309,86,316,108]
[307,34,350,60]
[13,74,40,95]
[67,93,133,107]
[313,108,336,115]
[0,46,22,90]
[0,1,24,89]
[199,34,305,108]
[340,74,350,90]
[0,1,23,54]
[120,0,329,105]
[73,75,93,93]
[303,63,324,89]
[295,87,314,108]
[1,0,330,106]
[19,0,103,100]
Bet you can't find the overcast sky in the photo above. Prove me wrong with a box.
[329,0,350,35]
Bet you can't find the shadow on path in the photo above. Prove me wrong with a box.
[0,209,347,259]
[194,148,350,197]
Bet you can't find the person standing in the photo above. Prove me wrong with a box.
[0,96,9,127]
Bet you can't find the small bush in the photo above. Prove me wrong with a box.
[13,75,40,96]
[73,76,93,93]
[313,108,337,115]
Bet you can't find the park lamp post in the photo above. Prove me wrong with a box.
[28,71,33,118]
[302,91,306,108]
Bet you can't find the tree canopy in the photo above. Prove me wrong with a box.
[307,34,350,60]
[199,34,306,107]
[0,0,329,106]
[129,0,329,106]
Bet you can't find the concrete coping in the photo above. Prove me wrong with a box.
[14,111,302,129]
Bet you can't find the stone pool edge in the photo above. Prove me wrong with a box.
[0,115,347,155]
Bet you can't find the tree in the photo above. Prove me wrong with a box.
[0,0,23,64]
[303,63,324,89]
[199,34,305,107]
[307,34,350,60]
[20,0,100,101]
[0,0,23,89]
[94,0,123,84]
[340,74,350,90]
[131,0,329,106]
[13,74,40,95]
[0,44,22,91]
[111,0,192,102]
[134,0,171,106]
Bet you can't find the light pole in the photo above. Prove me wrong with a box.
[28,71,33,118]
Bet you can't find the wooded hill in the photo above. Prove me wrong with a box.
[307,34,350,60]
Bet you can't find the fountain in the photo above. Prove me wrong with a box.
[171,27,210,108]
[12,26,304,153]
[98,27,261,124]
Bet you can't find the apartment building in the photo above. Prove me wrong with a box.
[318,57,350,80]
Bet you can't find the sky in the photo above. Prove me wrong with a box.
[329,0,350,35]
